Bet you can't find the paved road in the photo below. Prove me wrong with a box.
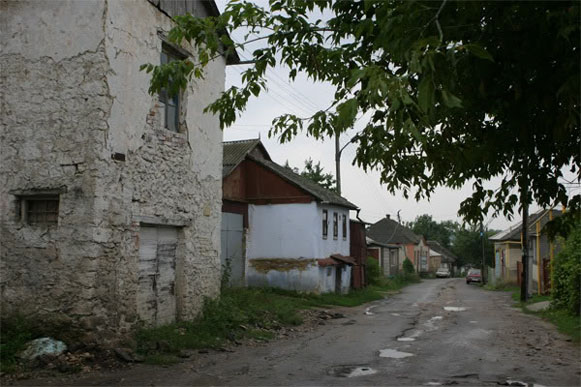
[20,279,581,386]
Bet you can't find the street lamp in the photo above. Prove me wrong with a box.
[335,133,360,195]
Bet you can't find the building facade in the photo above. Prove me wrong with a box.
[1,0,236,340]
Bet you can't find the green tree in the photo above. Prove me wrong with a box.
[407,214,456,248]
[551,222,581,315]
[451,225,496,268]
[285,158,337,191]
[143,1,579,224]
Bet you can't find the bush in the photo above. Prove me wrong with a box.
[403,258,415,275]
[366,257,384,286]
[552,222,581,315]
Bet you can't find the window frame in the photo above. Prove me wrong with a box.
[322,209,328,239]
[20,195,60,226]
[333,212,338,239]
[342,214,347,240]
[159,44,185,133]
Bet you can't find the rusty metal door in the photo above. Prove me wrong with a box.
[137,226,178,326]
[220,212,244,286]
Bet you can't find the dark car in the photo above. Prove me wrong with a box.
[466,268,482,284]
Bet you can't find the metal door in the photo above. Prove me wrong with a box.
[220,212,244,286]
[137,226,178,326]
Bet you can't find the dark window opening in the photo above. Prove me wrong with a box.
[342,215,347,240]
[21,196,59,225]
[333,212,338,239]
[160,46,184,132]
[322,209,328,239]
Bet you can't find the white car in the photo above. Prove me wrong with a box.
[436,267,451,278]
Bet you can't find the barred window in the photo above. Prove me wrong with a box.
[333,212,338,239]
[21,196,59,225]
[322,210,328,239]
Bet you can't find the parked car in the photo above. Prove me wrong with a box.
[436,267,450,278]
[466,268,482,284]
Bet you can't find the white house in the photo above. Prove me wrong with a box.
[1,0,238,339]
[221,140,358,293]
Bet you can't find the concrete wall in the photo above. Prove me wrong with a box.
[246,202,350,259]
[1,0,224,341]
[245,202,351,293]
[246,261,351,294]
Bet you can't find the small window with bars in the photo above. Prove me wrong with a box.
[333,212,338,239]
[342,215,347,240]
[21,195,59,225]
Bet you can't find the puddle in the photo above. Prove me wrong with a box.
[397,337,415,342]
[469,320,478,324]
[379,349,414,358]
[329,365,377,378]
[364,307,374,316]
[425,383,442,386]
[412,303,418,307]
[391,313,401,317]
[444,307,467,312]
[423,316,443,331]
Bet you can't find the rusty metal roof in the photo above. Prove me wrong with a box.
[223,139,271,177]
[367,217,421,245]
[248,155,358,210]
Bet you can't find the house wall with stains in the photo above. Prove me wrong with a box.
[245,202,351,293]
[0,0,224,342]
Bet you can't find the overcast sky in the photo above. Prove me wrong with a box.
[215,1,579,231]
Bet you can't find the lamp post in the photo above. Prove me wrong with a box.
[335,133,360,195]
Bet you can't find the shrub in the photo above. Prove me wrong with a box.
[366,257,384,286]
[552,222,581,315]
[403,258,415,275]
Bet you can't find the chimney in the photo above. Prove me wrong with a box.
[386,214,390,219]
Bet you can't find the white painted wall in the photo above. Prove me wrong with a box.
[246,202,350,259]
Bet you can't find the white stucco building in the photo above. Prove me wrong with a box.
[221,140,358,294]
[0,0,238,340]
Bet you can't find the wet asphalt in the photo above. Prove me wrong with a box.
[19,278,581,386]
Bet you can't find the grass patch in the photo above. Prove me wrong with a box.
[136,275,420,364]
[484,285,580,344]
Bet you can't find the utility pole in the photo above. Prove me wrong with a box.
[335,134,341,195]
[520,201,529,302]
[480,221,486,285]
[335,133,360,196]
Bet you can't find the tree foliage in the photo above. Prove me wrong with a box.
[551,222,581,315]
[451,224,496,268]
[285,158,337,191]
[144,0,580,224]
[407,214,455,248]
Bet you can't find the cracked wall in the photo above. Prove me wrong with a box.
[0,0,224,342]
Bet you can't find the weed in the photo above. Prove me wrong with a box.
[135,276,419,364]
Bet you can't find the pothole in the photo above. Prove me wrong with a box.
[397,337,415,342]
[328,365,377,378]
[379,349,414,358]
[444,306,467,312]
[364,307,374,316]
[391,313,401,317]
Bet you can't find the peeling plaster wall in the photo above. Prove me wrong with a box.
[1,0,224,340]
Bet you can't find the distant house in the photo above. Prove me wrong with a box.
[221,139,359,294]
[349,219,368,289]
[367,238,403,277]
[427,240,458,274]
[489,209,562,293]
[367,216,430,273]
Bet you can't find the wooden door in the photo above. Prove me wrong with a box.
[137,226,178,326]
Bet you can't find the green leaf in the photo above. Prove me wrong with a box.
[462,44,494,62]
[441,90,463,108]
[418,75,434,113]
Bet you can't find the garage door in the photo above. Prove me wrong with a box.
[221,212,244,287]
[137,226,178,326]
